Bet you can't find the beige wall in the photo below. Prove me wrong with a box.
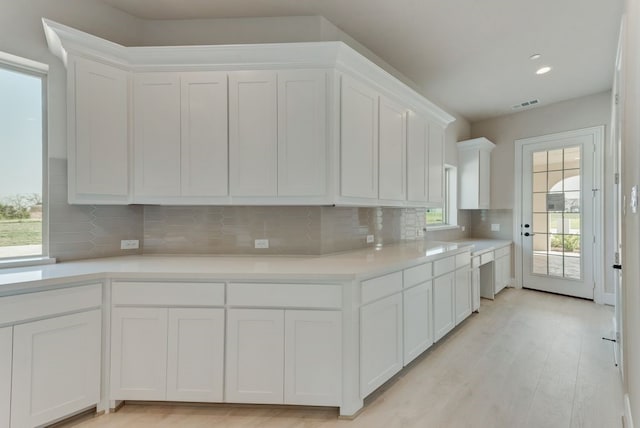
[622,0,640,424]
[471,91,612,209]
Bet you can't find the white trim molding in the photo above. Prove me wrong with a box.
[625,394,635,428]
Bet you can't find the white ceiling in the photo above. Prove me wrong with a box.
[98,0,624,122]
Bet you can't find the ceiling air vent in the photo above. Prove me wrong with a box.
[512,99,540,110]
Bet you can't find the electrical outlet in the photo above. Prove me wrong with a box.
[254,239,269,249]
[491,224,500,232]
[120,239,139,250]
[460,225,466,232]
[366,234,375,244]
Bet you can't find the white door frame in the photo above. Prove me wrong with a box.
[513,126,605,303]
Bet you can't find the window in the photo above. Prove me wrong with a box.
[0,54,47,261]
[426,165,458,228]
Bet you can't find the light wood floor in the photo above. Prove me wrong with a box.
[60,288,623,428]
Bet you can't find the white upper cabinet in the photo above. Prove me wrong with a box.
[277,70,327,197]
[45,20,456,206]
[427,120,445,204]
[70,57,129,204]
[340,75,379,200]
[458,137,495,209]
[229,71,278,197]
[406,112,429,203]
[180,72,229,198]
[134,73,182,198]
[378,96,407,203]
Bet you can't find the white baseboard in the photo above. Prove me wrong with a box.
[603,292,615,306]
[625,394,634,428]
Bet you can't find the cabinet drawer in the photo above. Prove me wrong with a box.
[0,284,102,325]
[472,256,481,268]
[228,283,341,309]
[495,246,511,258]
[480,252,494,265]
[403,263,433,288]
[112,282,224,306]
[361,271,403,304]
[455,252,471,268]
[433,256,455,277]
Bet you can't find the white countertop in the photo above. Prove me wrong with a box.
[450,239,512,256]
[0,240,474,296]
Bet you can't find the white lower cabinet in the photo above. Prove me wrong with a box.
[11,310,101,428]
[0,327,12,428]
[111,307,224,402]
[226,308,341,406]
[225,309,285,404]
[471,266,481,312]
[454,267,472,325]
[433,272,455,342]
[495,254,510,294]
[284,310,342,406]
[111,307,168,400]
[360,293,403,398]
[403,281,433,365]
[166,308,225,402]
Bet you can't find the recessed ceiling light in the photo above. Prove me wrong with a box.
[529,54,541,60]
[536,66,552,75]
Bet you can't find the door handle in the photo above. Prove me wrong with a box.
[613,264,622,270]
[523,232,535,237]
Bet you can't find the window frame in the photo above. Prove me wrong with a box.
[426,164,459,230]
[0,52,54,268]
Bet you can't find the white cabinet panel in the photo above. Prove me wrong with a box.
[378,97,407,202]
[284,310,341,406]
[433,272,455,341]
[427,120,445,204]
[479,149,491,208]
[110,307,168,400]
[407,112,428,203]
[495,254,510,294]
[278,70,327,197]
[472,266,481,312]
[229,71,278,197]
[180,72,228,197]
[225,309,284,404]
[458,138,495,209]
[11,310,101,428]
[167,308,224,402]
[360,293,403,398]
[0,327,11,428]
[134,73,181,197]
[72,57,129,202]
[403,281,433,365]
[340,75,379,199]
[455,268,472,325]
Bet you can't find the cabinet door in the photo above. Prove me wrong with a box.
[278,70,327,197]
[455,268,472,325]
[360,293,403,398]
[0,327,11,428]
[340,75,379,199]
[472,267,481,312]
[167,308,224,402]
[72,57,129,202]
[229,71,278,197]
[11,310,101,428]
[427,120,445,204]
[433,272,455,341]
[284,310,341,406]
[134,73,181,197]
[407,112,428,203]
[479,149,491,209]
[495,256,510,294]
[378,97,407,202]
[226,309,284,404]
[403,281,433,365]
[111,307,168,400]
[181,72,228,197]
